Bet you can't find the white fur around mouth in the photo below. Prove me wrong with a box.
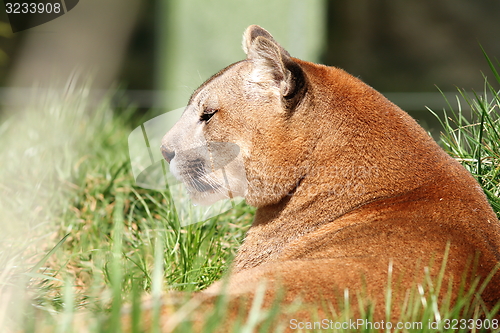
[169,157,214,192]
[188,177,220,193]
[168,159,182,181]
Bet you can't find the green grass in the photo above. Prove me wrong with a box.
[429,50,500,218]
[1,59,499,332]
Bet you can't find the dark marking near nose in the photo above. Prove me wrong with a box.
[161,145,175,163]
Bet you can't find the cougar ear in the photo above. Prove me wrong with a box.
[242,25,303,100]
[242,25,284,55]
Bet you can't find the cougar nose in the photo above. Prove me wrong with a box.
[161,145,175,163]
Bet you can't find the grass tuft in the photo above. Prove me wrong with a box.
[429,53,500,218]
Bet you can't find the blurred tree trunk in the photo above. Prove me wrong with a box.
[156,0,326,110]
[5,0,142,110]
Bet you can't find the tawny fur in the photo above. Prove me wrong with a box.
[160,25,500,326]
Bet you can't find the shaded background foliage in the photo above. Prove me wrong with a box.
[324,0,500,92]
[0,0,499,105]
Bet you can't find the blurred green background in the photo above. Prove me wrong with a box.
[0,0,499,132]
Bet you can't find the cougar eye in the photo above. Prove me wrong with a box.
[200,108,218,122]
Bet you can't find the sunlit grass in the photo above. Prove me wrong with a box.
[429,50,500,218]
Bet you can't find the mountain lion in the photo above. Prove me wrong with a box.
[161,25,500,322]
